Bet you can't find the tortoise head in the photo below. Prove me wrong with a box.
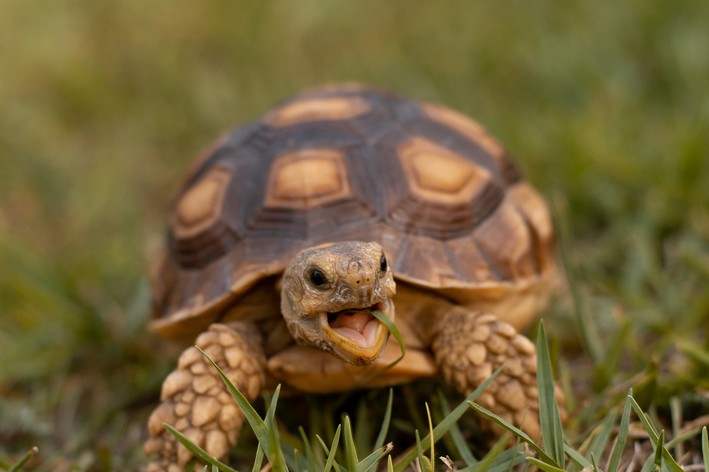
[280,241,396,365]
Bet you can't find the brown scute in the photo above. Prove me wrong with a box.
[151,84,556,325]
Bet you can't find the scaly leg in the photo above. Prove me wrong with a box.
[144,322,266,471]
[432,308,563,440]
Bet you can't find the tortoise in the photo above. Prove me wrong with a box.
[144,84,559,470]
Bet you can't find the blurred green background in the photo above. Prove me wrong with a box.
[1,0,708,470]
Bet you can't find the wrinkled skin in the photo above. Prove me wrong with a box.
[280,241,396,365]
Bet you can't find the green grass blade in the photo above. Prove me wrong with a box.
[371,310,405,371]
[196,347,268,440]
[393,366,503,472]
[413,429,434,472]
[628,395,683,472]
[414,429,424,468]
[461,447,527,472]
[467,401,559,467]
[607,390,633,472]
[8,446,38,472]
[164,424,239,472]
[264,385,281,430]
[585,409,617,467]
[374,389,394,451]
[317,424,342,472]
[555,201,603,365]
[342,414,359,470]
[356,442,393,472]
[527,457,566,472]
[263,385,288,471]
[251,445,264,472]
[298,425,318,467]
[197,347,287,471]
[419,456,433,472]
[702,427,709,472]
[436,391,477,466]
[464,433,511,472]
[387,455,394,472]
[564,444,593,470]
[536,321,565,467]
[653,430,664,469]
[639,454,656,472]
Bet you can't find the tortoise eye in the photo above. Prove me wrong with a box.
[379,254,388,273]
[308,268,328,287]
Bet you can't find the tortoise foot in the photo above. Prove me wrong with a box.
[433,310,564,439]
[145,322,265,470]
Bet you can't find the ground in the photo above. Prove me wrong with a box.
[1,1,708,470]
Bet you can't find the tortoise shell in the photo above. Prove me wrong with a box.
[150,84,555,337]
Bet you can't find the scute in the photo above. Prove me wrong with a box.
[398,137,494,204]
[151,85,555,335]
[173,167,232,239]
[265,149,351,208]
[265,96,370,127]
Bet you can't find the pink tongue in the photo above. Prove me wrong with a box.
[331,311,380,347]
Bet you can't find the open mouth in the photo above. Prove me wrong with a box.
[326,303,384,348]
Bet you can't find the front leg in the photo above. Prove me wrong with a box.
[432,308,560,440]
[144,322,266,471]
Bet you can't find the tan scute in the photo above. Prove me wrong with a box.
[266,97,370,127]
[398,137,493,205]
[172,167,231,239]
[266,149,351,208]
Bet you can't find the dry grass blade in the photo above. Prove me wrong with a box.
[425,402,434,471]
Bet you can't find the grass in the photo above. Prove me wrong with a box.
[165,322,709,471]
[1,0,709,470]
